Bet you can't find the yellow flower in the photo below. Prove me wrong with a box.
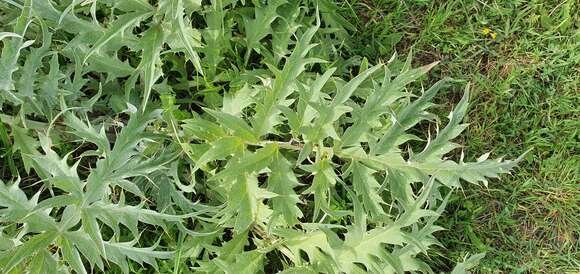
[481,27,497,40]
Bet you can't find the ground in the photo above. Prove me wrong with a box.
[341,0,579,272]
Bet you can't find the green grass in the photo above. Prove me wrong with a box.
[342,0,579,272]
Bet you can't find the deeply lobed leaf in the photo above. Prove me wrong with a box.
[0,0,524,273]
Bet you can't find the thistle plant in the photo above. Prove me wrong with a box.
[0,0,521,273]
